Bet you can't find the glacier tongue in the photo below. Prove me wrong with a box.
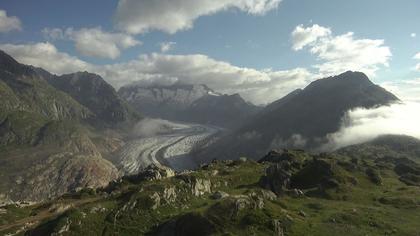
[113,119,221,174]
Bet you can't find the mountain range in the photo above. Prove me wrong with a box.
[118,83,261,128]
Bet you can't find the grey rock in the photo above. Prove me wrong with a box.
[211,191,229,200]
[150,192,161,210]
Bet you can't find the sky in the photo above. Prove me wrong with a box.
[0,0,419,105]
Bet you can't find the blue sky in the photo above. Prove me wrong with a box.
[0,0,419,104]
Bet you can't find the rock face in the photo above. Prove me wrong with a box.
[118,83,260,128]
[200,71,400,160]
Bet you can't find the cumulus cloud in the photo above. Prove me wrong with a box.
[292,24,392,77]
[291,24,331,51]
[0,9,22,33]
[0,42,91,74]
[42,27,141,59]
[160,42,176,53]
[114,0,281,34]
[322,102,420,150]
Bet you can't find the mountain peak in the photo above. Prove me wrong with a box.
[306,71,374,92]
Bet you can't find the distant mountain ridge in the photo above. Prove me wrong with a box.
[118,83,261,128]
[199,71,400,161]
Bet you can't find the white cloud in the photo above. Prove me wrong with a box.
[292,24,392,77]
[411,33,416,38]
[291,24,331,51]
[114,0,281,34]
[160,42,176,53]
[0,9,22,33]
[42,27,141,59]
[322,102,420,150]
[0,42,92,75]
[0,42,312,105]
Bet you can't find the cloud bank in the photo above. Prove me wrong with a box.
[322,102,420,150]
[0,9,22,33]
[43,27,141,59]
[114,0,281,34]
[292,24,392,77]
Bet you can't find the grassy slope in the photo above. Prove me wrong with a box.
[1,150,419,236]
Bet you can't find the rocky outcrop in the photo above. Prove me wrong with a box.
[134,164,175,182]
[177,175,211,197]
[260,164,292,196]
